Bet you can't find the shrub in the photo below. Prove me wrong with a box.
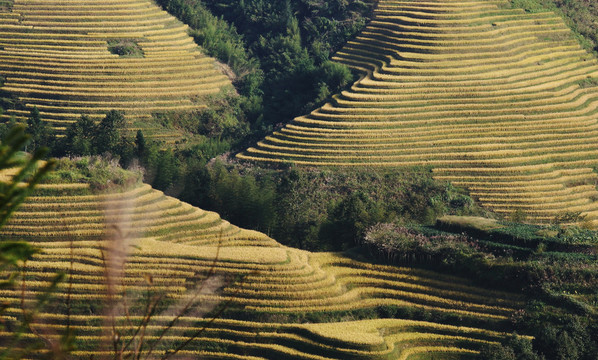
[362,223,481,265]
[107,39,143,57]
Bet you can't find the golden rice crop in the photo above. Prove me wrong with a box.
[0,0,231,136]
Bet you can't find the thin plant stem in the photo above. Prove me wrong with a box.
[146,230,224,358]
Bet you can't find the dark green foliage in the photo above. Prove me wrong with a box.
[25,107,54,151]
[479,334,542,360]
[94,110,125,154]
[193,138,231,160]
[318,61,353,95]
[63,115,95,156]
[320,191,387,250]
[151,149,180,191]
[135,130,146,158]
[249,16,356,127]
[58,110,128,157]
[203,0,371,56]
[201,0,371,127]
[189,161,277,232]
[0,117,16,142]
[157,0,373,134]
[154,0,264,134]
[512,312,598,360]
[180,163,479,251]
[57,110,137,163]
[195,94,249,139]
[152,90,251,143]
[480,343,518,360]
[130,136,183,192]
[155,0,255,77]
[361,223,490,270]
[116,135,136,167]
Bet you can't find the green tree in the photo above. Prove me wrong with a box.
[0,116,16,142]
[94,110,125,154]
[117,135,135,167]
[321,191,386,250]
[62,115,96,156]
[135,129,146,158]
[152,149,179,191]
[26,107,53,151]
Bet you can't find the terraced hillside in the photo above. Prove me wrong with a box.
[0,163,522,359]
[238,0,598,226]
[0,0,230,140]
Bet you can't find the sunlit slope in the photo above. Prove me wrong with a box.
[0,170,522,359]
[238,0,598,225]
[0,0,230,139]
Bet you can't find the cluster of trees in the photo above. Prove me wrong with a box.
[480,308,598,360]
[361,223,481,265]
[17,108,478,252]
[180,163,478,251]
[7,108,182,192]
[156,0,371,136]
[2,108,129,156]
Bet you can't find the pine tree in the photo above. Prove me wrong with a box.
[63,115,96,156]
[94,110,125,154]
[26,107,53,151]
[135,130,146,158]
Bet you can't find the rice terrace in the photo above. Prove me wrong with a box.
[0,0,231,142]
[239,0,598,226]
[0,0,596,359]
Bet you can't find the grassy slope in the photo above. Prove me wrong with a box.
[510,0,598,52]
